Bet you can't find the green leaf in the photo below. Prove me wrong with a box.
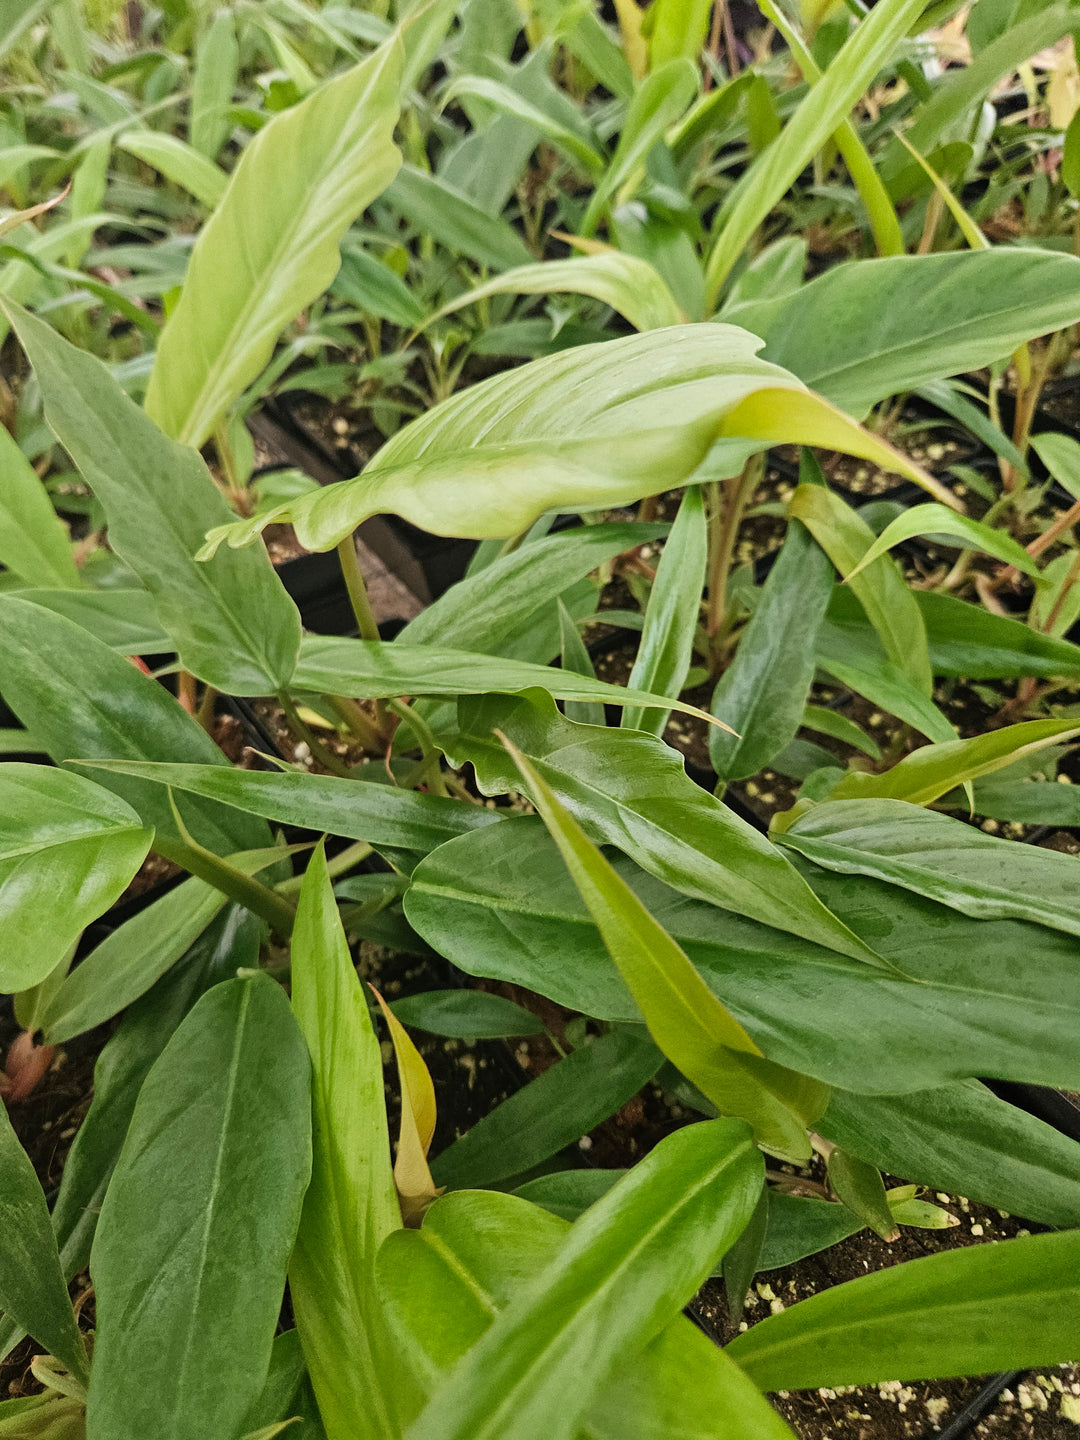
[778,797,1080,937]
[828,718,1080,806]
[378,1186,794,1439]
[390,989,544,1040]
[0,1104,87,1383]
[0,764,151,992]
[1030,429,1080,500]
[825,1149,898,1243]
[290,634,731,729]
[499,731,825,1160]
[0,303,301,695]
[0,423,78,588]
[145,37,403,447]
[404,816,1080,1094]
[41,875,225,1044]
[789,475,933,696]
[288,845,404,1440]
[202,325,937,553]
[725,1229,1080,1390]
[648,0,713,66]
[0,596,271,854]
[705,0,927,297]
[758,1191,863,1270]
[116,131,228,208]
[447,690,888,967]
[958,777,1080,825]
[801,704,881,761]
[442,75,606,174]
[558,596,606,728]
[581,58,700,233]
[383,164,533,271]
[12,587,169,654]
[1065,106,1080,201]
[710,515,834,781]
[623,485,707,735]
[842,502,1042,583]
[87,976,311,1440]
[428,253,684,335]
[411,1120,763,1440]
[334,245,427,328]
[398,522,666,652]
[77,759,505,852]
[190,8,239,160]
[513,1170,627,1222]
[820,1078,1080,1230]
[430,1029,664,1189]
[733,249,1080,416]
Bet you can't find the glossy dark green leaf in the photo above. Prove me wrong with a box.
[758,1191,862,1270]
[405,817,1080,1093]
[956,778,1080,825]
[397,523,667,653]
[1,300,301,694]
[789,478,932,696]
[431,1029,663,1190]
[0,1104,86,1383]
[87,976,311,1440]
[390,990,543,1039]
[0,597,270,854]
[828,720,1080,806]
[447,690,886,967]
[736,249,1080,415]
[0,764,152,992]
[779,797,1080,936]
[820,1078,1080,1230]
[723,1185,770,1321]
[292,635,726,725]
[411,1120,763,1440]
[710,516,833,781]
[622,486,706,736]
[240,1330,307,1436]
[725,1229,1080,1390]
[288,846,404,1440]
[79,758,503,852]
[513,1170,627,1222]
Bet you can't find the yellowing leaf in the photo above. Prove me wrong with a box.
[370,984,441,1226]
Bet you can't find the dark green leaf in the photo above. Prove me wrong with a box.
[430,1030,663,1189]
[759,1191,862,1270]
[826,1149,897,1242]
[710,516,833,780]
[87,977,311,1440]
[390,990,543,1039]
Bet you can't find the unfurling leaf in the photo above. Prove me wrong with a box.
[370,985,441,1225]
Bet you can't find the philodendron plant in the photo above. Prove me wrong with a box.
[5,6,1080,1438]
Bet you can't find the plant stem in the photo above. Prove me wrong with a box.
[277,690,356,779]
[324,693,385,751]
[276,838,373,895]
[153,832,296,937]
[387,698,448,796]
[707,455,762,664]
[336,535,381,642]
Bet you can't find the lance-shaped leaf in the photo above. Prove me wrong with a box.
[377,1186,794,1439]
[825,1149,897,1244]
[409,1120,763,1440]
[145,36,403,446]
[0,302,300,695]
[820,1078,1080,1232]
[710,515,833,781]
[12,588,169,654]
[777,797,1080,938]
[0,597,270,854]
[841,503,1042,584]
[370,986,439,1225]
[0,422,78,588]
[789,477,933,696]
[199,325,943,555]
[622,485,707,735]
[390,990,543,1040]
[425,253,683,335]
[291,636,727,729]
[77,758,505,852]
[431,1030,664,1191]
[730,249,1080,417]
[288,845,404,1440]
[725,1230,1080,1391]
[404,817,1080,1095]
[0,764,152,992]
[499,731,826,1160]
[828,718,1080,806]
[116,131,228,209]
[87,977,312,1440]
[446,690,889,969]
[0,1104,87,1385]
